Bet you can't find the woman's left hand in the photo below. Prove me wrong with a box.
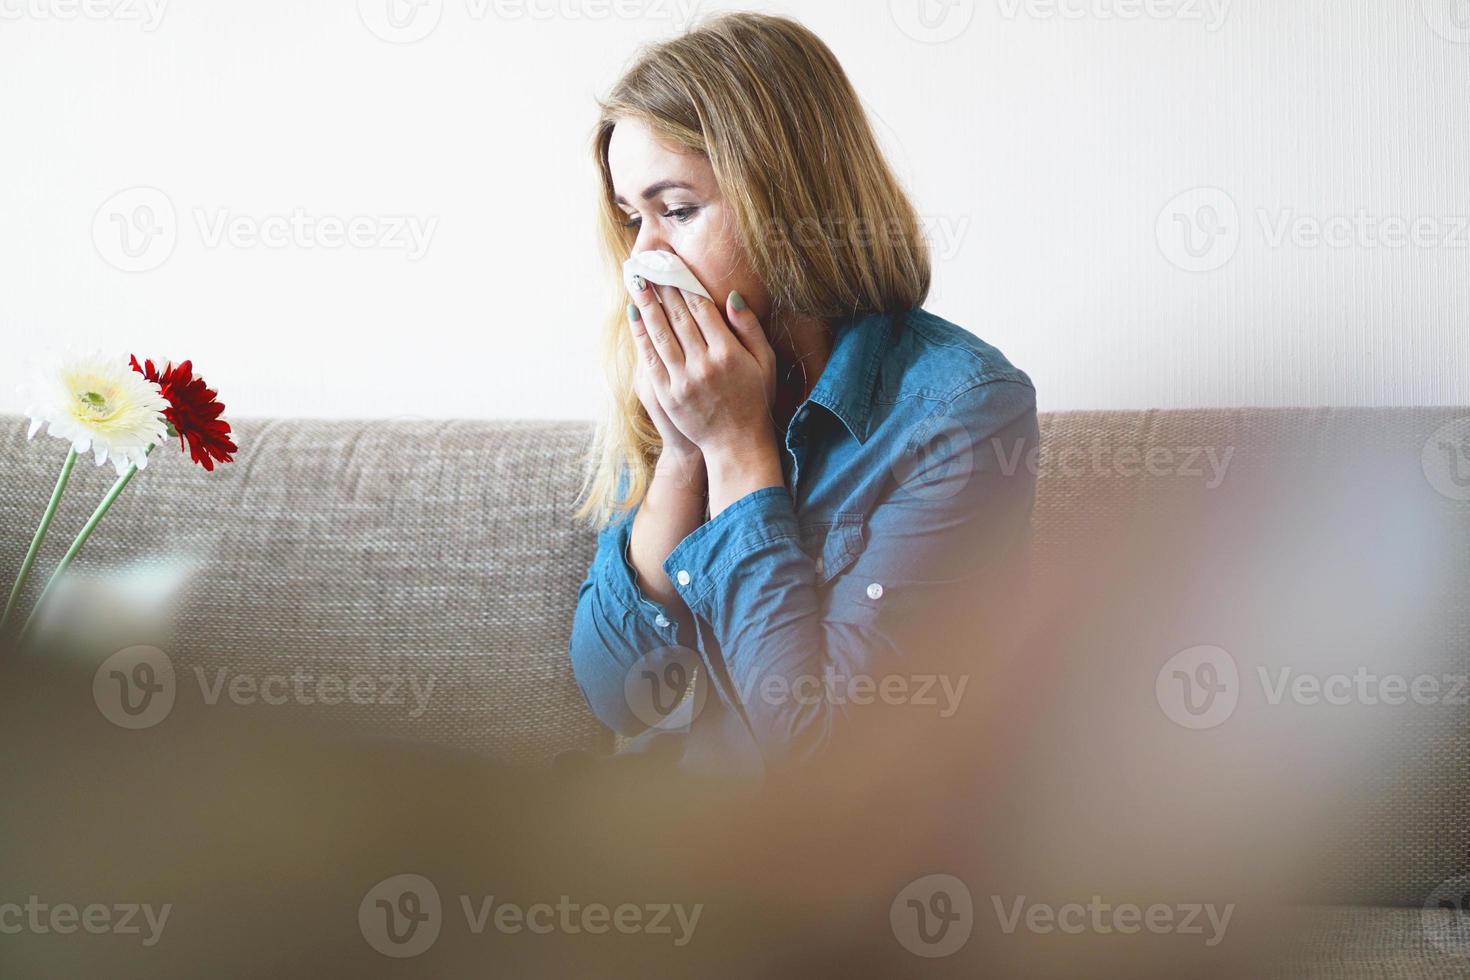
[627,281,777,460]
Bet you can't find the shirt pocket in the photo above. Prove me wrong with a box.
[799,511,866,588]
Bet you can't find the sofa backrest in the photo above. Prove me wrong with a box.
[0,417,611,768]
[1,408,1466,906]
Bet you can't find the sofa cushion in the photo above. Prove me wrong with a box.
[0,417,611,767]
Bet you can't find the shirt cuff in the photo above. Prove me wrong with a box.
[598,514,685,636]
[661,486,801,610]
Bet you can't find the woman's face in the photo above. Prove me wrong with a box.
[608,118,772,324]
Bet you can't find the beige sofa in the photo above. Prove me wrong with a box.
[1,408,1467,978]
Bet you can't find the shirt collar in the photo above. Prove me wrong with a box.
[803,309,901,444]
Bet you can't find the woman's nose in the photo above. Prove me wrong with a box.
[632,224,669,255]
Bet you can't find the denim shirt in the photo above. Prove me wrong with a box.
[568,305,1039,782]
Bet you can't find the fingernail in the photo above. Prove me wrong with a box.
[632,274,647,292]
[729,291,747,312]
[627,303,640,322]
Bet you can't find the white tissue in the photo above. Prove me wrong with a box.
[623,250,713,302]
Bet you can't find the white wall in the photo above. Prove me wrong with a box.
[2,0,1466,420]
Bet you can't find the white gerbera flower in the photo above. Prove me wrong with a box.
[21,351,170,475]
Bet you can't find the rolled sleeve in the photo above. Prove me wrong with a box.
[660,486,802,609]
[568,501,691,736]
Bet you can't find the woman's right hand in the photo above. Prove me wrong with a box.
[631,307,705,482]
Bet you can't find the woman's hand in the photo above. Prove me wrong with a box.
[629,322,703,478]
[628,281,783,517]
[627,281,777,459]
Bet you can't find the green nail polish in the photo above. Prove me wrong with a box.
[627,303,640,322]
[729,291,746,312]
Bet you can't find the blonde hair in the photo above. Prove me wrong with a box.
[575,11,931,528]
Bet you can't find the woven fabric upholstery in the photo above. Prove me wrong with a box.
[1,409,1466,910]
[0,417,611,767]
[1267,906,1470,979]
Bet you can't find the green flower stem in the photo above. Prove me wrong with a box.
[16,456,144,648]
[1,447,78,635]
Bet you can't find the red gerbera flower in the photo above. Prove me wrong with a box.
[129,356,238,471]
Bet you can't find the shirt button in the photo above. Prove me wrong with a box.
[866,582,884,600]
[655,613,670,628]
[815,556,825,577]
[676,569,691,587]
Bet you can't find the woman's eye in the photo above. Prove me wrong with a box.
[619,206,697,230]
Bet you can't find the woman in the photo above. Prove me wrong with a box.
[569,12,1039,782]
